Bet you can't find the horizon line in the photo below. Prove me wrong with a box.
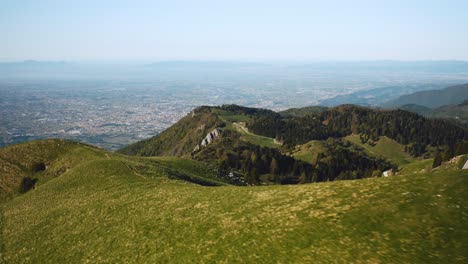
[2,59,468,64]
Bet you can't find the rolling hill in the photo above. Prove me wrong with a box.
[384,83,468,108]
[246,104,466,154]
[433,100,468,125]
[118,106,224,157]
[344,135,414,166]
[117,104,466,184]
[1,139,467,263]
[279,106,328,117]
[2,103,467,262]
[397,104,434,116]
[396,100,468,126]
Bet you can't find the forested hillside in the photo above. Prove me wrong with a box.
[118,106,224,157]
[117,103,468,186]
[398,100,468,126]
[2,139,467,263]
[247,105,466,156]
[383,83,468,108]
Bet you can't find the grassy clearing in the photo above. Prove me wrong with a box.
[211,108,250,123]
[213,108,280,149]
[1,140,467,263]
[232,122,281,148]
[399,158,434,175]
[291,140,325,164]
[144,156,228,186]
[345,135,414,166]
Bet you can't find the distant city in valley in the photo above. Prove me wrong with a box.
[1,61,468,149]
[3,1,468,262]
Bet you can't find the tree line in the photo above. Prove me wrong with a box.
[195,130,394,185]
[247,105,467,157]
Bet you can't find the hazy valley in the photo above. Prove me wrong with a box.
[2,61,468,150]
[2,1,468,262]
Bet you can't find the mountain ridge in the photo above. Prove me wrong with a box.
[1,102,468,262]
[118,103,466,185]
[383,83,468,108]
[1,137,467,262]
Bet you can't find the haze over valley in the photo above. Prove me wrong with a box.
[2,1,468,263]
[2,61,468,149]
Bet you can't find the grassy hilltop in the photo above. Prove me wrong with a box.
[1,139,467,263]
[1,104,468,262]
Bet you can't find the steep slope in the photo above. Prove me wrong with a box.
[291,135,413,169]
[247,104,466,153]
[397,104,433,116]
[279,106,328,117]
[344,135,414,166]
[396,100,468,126]
[118,106,224,157]
[431,100,468,125]
[118,104,275,158]
[0,139,232,202]
[1,146,467,262]
[0,139,106,201]
[117,104,466,185]
[384,83,468,108]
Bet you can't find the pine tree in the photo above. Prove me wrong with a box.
[270,158,279,175]
[441,149,451,162]
[433,152,442,168]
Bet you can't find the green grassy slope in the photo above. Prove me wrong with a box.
[1,140,468,263]
[279,105,328,117]
[231,122,280,148]
[384,83,468,108]
[291,140,325,164]
[119,105,281,159]
[0,139,106,201]
[290,135,411,167]
[0,140,228,201]
[118,106,224,157]
[213,108,280,149]
[345,135,414,166]
[143,156,229,186]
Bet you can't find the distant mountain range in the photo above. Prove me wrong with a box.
[397,100,468,126]
[318,82,468,125]
[146,61,270,69]
[383,83,468,108]
[318,83,450,106]
[380,83,468,125]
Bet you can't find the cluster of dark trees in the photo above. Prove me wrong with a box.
[247,105,467,157]
[433,141,468,168]
[18,162,46,193]
[31,162,46,172]
[314,139,395,181]
[217,104,275,117]
[196,131,312,184]
[19,176,38,193]
[196,130,394,185]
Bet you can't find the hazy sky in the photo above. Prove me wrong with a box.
[1,0,468,62]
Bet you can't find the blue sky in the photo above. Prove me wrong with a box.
[1,0,468,62]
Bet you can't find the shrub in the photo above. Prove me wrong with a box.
[432,152,442,168]
[31,162,46,173]
[19,176,38,193]
[372,170,381,177]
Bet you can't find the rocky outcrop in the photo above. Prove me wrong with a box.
[193,128,222,152]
